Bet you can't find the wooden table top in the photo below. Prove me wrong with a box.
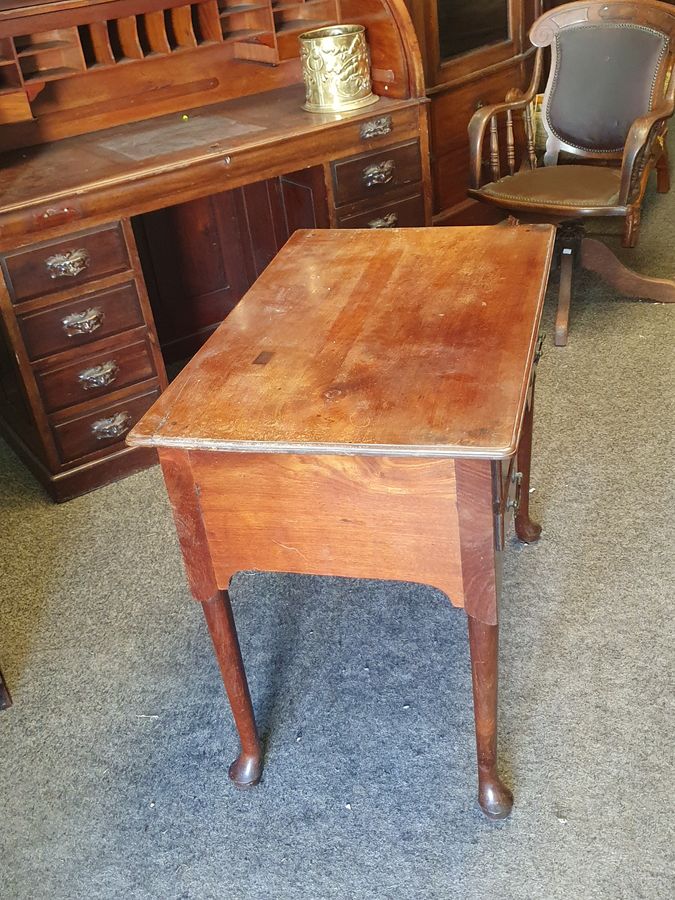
[129,226,554,459]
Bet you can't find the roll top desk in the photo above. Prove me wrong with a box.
[0,0,431,499]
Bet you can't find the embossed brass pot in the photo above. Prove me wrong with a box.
[299,24,378,113]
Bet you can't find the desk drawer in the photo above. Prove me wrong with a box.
[35,335,157,414]
[345,106,420,149]
[52,386,160,464]
[3,224,130,303]
[18,282,144,361]
[332,141,422,207]
[337,192,425,229]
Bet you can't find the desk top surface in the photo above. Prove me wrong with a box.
[129,226,554,459]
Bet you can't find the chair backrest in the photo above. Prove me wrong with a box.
[530,1,675,163]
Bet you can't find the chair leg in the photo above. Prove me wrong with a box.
[656,143,670,194]
[554,233,577,347]
[555,249,574,346]
[580,238,675,303]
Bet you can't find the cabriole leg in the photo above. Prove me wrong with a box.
[158,448,262,788]
[0,666,12,710]
[515,377,542,544]
[202,591,262,788]
[467,615,513,820]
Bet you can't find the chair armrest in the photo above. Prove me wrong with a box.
[619,87,674,205]
[468,49,543,189]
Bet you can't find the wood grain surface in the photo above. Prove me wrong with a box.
[129,225,554,459]
[455,458,500,624]
[157,446,218,602]
[190,450,465,606]
[0,87,419,221]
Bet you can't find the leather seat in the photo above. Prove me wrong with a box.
[472,165,623,209]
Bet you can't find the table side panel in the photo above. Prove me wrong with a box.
[190,450,466,606]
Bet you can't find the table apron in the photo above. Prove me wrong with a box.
[192,450,471,604]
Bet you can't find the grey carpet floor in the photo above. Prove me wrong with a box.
[1,178,674,899]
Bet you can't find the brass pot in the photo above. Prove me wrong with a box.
[299,24,378,113]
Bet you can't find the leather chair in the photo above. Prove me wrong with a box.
[467,0,675,345]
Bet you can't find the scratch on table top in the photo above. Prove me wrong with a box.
[272,540,309,562]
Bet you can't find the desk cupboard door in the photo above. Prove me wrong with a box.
[134,191,252,364]
[135,171,330,365]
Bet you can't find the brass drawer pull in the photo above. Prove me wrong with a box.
[360,116,393,140]
[368,213,398,229]
[91,411,132,441]
[45,248,90,279]
[362,159,395,188]
[61,307,104,337]
[78,360,119,390]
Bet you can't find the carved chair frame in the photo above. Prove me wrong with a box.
[467,0,675,248]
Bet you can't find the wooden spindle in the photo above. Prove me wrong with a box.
[506,109,515,175]
[524,104,537,170]
[490,116,501,182]
[117,17,144,59]
[197,1,223,44]
[88,21,115,66]
[171,6,197,48]
[144,11,171,54]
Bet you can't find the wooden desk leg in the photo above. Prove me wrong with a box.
[467,616,513,820]
[202,592,262,788]
[457,459,513,819]
[515,381,542,544]
[158,448,262,788]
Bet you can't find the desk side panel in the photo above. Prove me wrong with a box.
[190,450,465,606]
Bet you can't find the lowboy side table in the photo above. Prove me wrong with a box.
[128,226,555,819]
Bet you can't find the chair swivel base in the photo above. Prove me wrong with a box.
[552,223,675,346]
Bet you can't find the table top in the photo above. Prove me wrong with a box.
[128,226,554,459]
